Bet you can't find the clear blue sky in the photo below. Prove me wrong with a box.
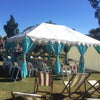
[0,0,99,36]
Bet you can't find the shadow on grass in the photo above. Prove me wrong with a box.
[51,93,66,100]
[52,75,63,80]
[4,92,100,100]
[0,66,14,82]
[6,93,66,100]
[0,78,13,82]
[6,96,24,100]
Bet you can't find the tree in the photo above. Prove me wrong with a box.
[88,0,100,40]
[0,36,2,39]
[45,20,56,24]
[23,24,39,32]
[89,27,100,40]
[4,15,19,38]
[3,36,7,41]
[23,26,34,32]
[23,20,55,32]
[88,0,100,25]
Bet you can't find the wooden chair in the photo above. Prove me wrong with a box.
[61,73,90,99]
[34,71,53,99]
[11,91,46,100]
[86,80,100,95]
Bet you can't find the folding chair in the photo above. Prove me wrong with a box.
[8,60,14,75]
[34,71,53,99]
[86,80,100,95]
[17,59,22,67]
[41,63,52,72]
[61,65,71,81]
[3,57,9,70]
[61,73,90,99]
[11,66,22,81]
[27,62,38,77]
[11,91,46,100]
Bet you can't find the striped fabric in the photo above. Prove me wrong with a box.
[70,73,88,87]
[38,72,52,86]
[61,73,90,98]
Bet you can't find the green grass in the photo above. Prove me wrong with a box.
[1,43,100,100]
[0,54,100,100]
[0,65,100,100]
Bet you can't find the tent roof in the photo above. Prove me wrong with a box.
[7,23,100,46]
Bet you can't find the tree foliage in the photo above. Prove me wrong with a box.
[23,26,35,32]
[23,24,39,32]
[23,20,55,32]
[4,15,19,38]
[88,0,100,25]
[45,20,56,24]
[89,27,100,40]
[88,0,100,40]
[0,36,2,39]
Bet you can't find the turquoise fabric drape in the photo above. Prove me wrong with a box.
[21,37,34,78]
[46,45,53,61]
[77,44,88,73]
[49,42,64,75]
[95,46,100,54]
[5,41,16,65]
[27,44,36,61]
[11,42,16,65]
[64,45,71,65]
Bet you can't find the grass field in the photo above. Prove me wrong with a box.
[1,37,100,100]
[0,48,100,100]
[0,64,100,100]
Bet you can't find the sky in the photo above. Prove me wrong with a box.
[0,0,99,37]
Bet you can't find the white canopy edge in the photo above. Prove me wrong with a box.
[7,32,25,43]
[28,36,100,46]
[7,23,100,46]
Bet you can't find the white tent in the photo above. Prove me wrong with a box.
[7,23,100,78]
[7,23,100,46]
